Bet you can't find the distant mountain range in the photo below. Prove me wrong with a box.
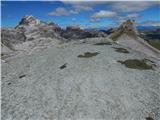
[137,26,160,30]
[86,26,160,31]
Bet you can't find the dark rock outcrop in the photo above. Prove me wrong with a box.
[61,26,107,40]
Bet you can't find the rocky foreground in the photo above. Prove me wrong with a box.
[1,16,160,120]
[1,37,160,120]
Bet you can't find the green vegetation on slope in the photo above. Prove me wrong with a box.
[112,47,129,53]
[78,52,99,58]
[94,42,112,45]
[118,59,153,70]
[147,40,160,50]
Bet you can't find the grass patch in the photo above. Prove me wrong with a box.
[78,52,99,58]
[147,40,160,50]
[112,47,129,53]
[146,117,154,120]
[94,42,112,45]
[118,59,153,70]
[44,30,48,33]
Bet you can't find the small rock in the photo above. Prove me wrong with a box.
[19,74,26,79]
[59,63,67,69]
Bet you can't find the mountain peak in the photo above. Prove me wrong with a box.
[110,19,138,40]
[18,15,40,26]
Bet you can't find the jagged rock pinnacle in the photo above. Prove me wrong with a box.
[110,19,138,40]
[18,15,40,26]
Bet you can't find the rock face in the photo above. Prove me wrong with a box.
[1,16,64,54]
[18,15,40,26]
[1,28,27,53]
[16,15,63,40]
[1,15,108,54]
[2,29,26,44]
[110,19,160,59]
[110,19,138,40]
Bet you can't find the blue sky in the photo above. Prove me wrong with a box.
[1,1,160,28]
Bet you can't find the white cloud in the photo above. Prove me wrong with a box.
[114,13,142,26]
[70,10,79,14]
[73,5,93,12]
[90,18,101,23]
[61,1,95,14]
[118,13,140,22]
[91,10,117,19]
[61,1,103,6]
[126,13,139,19]
[48,7,71,16]
[72,18,76,21]
[60,1,94,13]
[48,2,93,16]
[111,1,158,13]
[140,21,160,26]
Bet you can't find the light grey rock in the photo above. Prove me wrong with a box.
[1,38,160,120]
[110,19,160,59]
[18,15,40,26]
[1,15,108,56]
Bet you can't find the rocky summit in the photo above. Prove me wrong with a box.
[1,16,107,55]
[18,15,40,26]
[1,16,160,120]
[110,19,138,40]
[110,19,160,59]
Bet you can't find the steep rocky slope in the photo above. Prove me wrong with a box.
[1,15,64,54]
[110,20,160,59]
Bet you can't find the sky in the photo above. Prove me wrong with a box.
[1,1,160,28]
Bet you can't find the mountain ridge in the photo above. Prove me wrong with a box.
[1,15,160,60]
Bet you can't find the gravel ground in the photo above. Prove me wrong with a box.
[1,38,160,120]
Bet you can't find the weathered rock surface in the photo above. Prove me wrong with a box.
[1,17,160,120]
[1,16,64,54]
[18,15,40,26]
[1,37,160,120]
[1,16,108,55]
[110,19,138,40]
[110,19,160,59]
